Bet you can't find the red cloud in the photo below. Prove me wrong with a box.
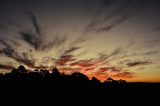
[112,72,134,78]
[98,68,109,73]
[84,67,96,72]
[69,59,95,68]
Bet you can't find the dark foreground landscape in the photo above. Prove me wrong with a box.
[0,65,160,105]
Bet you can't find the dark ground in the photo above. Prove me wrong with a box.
[0,65,160,106]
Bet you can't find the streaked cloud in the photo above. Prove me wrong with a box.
[84,0,147,33]
[56,55,74,66]
[63,47,81,55]
[0,64,15,70]
[112,71,134,78]
[126,61,152,67]
[109,47,123,57]
[142,51,159,55]
[25,10,42,36]
[0,39,35,68]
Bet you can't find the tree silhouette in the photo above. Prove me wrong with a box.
[0,65,159,105]
[17,65,28,73]
[106,77,114,82]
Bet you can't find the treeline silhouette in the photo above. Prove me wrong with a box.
[0,65,160,105]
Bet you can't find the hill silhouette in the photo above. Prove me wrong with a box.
[0,65,160,105]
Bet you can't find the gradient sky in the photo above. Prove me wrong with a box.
[0,0,160,82]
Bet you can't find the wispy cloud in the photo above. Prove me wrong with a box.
[18,10,43,50]
[41,36,67,51]
[101,66,122,72]
[33,65,49,70]
[19,31,39,49]
[70,59,94,68]
[0,9,89,71]
[142,51,159,55]
[97,0,133,32]
[94,66,134,80]
[84,0,147,33]
[20,10,87,53]
[0,39,35,68]
[97,12,131,32]
[127,61,152,67]
[112,71,134,78]
[25,10,41,36]
[56,55,74,66]
[63,46,81,55]
[84,0,118,33]
[103,0,131,22]
[0,64,15,70]
[109,47,123,57]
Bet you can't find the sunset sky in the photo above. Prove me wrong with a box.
[0,0,160,82]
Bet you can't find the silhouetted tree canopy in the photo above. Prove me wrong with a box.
[0,65,159,105]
